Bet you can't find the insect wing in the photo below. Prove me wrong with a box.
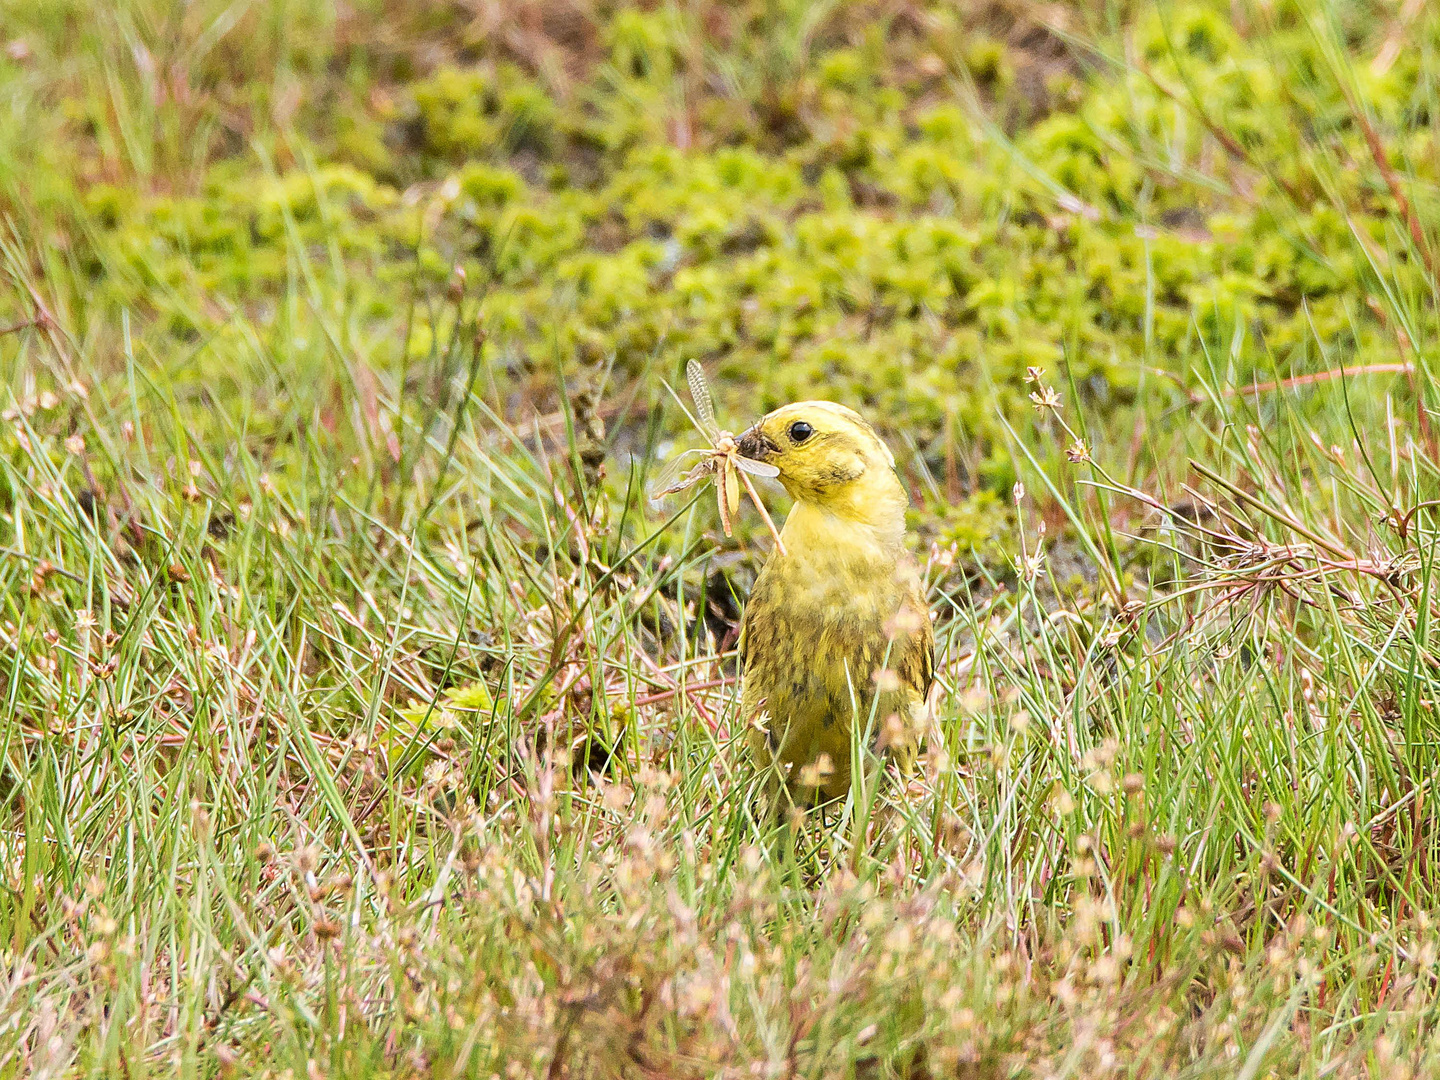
[734,456,780,479]
[686,360,721,440]
[648,449,707,505]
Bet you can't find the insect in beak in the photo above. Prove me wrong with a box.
[736,425,778,463]
[650,362,787,556]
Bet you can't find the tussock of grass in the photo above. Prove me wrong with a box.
[7,0,1440,1075]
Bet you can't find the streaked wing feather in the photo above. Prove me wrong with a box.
[903,594,935,699]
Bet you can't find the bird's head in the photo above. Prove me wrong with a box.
[736,401,905,532]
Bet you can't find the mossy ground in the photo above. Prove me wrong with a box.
[5,0,1440,1076]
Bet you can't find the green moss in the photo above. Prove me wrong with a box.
[384,681,497,778]
[934,491,1015,563]
[7,0,1437,519]
[606,8,679,82]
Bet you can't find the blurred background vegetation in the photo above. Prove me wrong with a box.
[7,0,1434,538]
[7,0,1440,1075]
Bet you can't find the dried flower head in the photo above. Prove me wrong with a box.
[1029,385,1063,412]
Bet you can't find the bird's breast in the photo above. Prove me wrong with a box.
[744,543,916,702]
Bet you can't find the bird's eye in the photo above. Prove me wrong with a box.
[788,421,814,444]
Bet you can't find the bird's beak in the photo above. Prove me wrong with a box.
[736,423,778,462]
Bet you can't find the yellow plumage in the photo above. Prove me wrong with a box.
[735,402,933,803]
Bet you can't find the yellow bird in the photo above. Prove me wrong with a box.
[735,402,933,803]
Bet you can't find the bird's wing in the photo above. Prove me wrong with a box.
[737,603,749,670]
[736,565,771,673]
[899,587,934,701]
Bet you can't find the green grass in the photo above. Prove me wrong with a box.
[6,0,1440,1075]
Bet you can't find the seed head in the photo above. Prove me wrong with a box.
[1029,385,1063,412]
